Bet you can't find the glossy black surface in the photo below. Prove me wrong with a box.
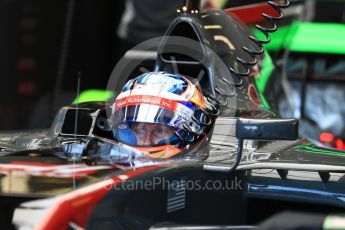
[0,4,344,230]
[236,118,299,140]
[156,10,275,118]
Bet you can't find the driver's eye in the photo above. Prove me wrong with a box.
[155,128,173,137]
[158,129,165,134]
[135,128,146,136]
[155,129,166,136]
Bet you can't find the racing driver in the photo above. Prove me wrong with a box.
[111,71,217,160]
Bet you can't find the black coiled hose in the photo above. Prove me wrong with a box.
[229,0,290,77]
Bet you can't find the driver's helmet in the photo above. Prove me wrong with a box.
[111,71,215,159]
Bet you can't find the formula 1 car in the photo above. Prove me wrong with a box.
[1,1,345,230]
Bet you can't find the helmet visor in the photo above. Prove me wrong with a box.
[112,104,190,146]
[114,122,180,147]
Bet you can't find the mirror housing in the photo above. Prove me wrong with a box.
[236,118,299,140]
[228,118,299,172]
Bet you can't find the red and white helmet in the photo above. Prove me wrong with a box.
[111,71,215,159]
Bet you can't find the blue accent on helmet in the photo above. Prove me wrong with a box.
[114,126,137,145]
[135,72,188,95]
[179,101,194,109]
[156,134,179,145]
[121,78,135,93]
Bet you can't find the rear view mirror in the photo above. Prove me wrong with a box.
[230,118,299,171]
[236,118,299,140]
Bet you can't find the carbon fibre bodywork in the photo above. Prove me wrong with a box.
[0,2,344,230]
